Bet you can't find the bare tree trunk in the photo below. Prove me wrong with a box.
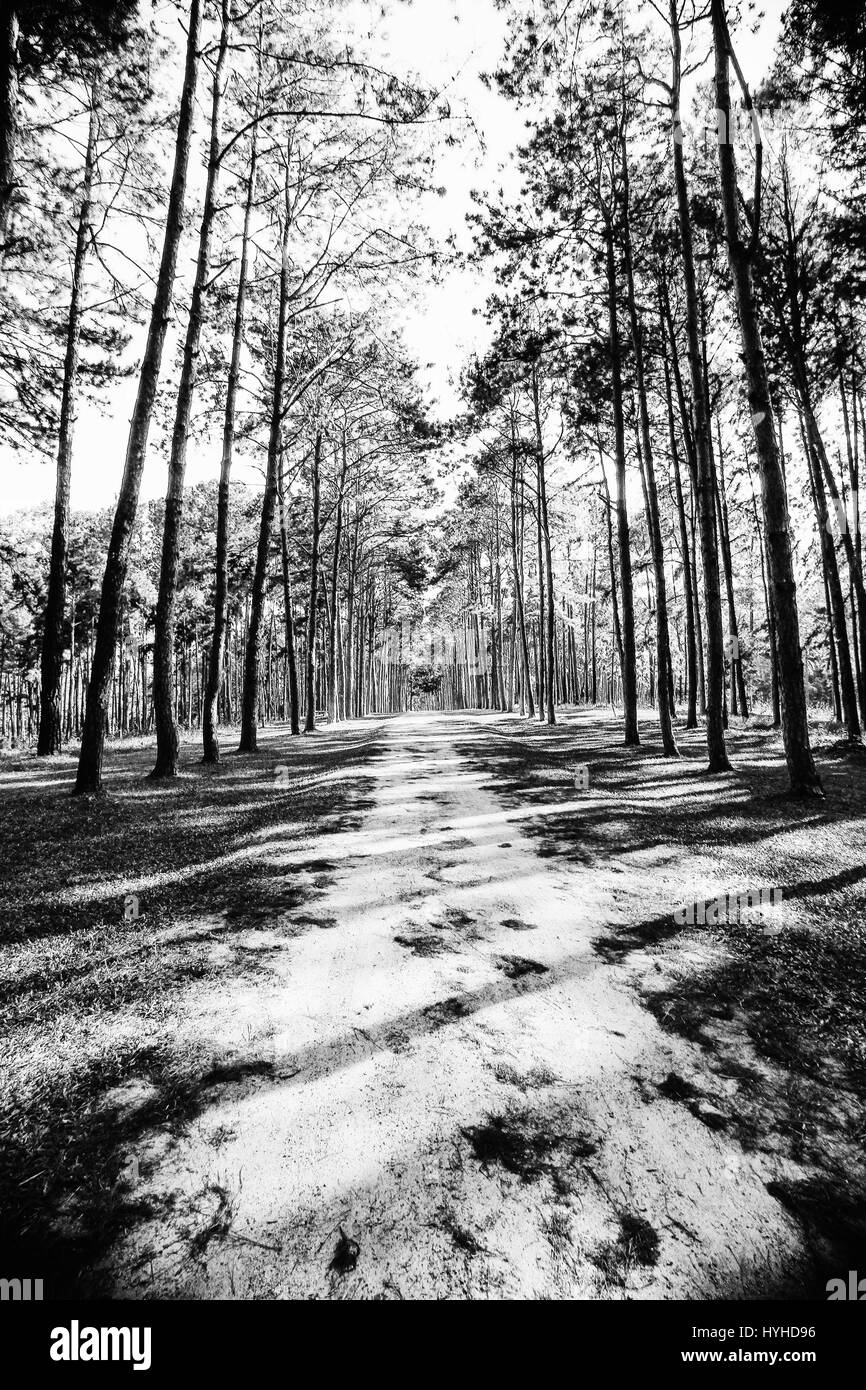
[328,434,348,722]
[239,159,292,754]
[711,0,821,795]
[39,78,100,755]
[75,0,203,794]
[531,364,556,724]
[203,39,258,763]
[510,419,534,719]
[713,420,749,718]
[533,498,546,720]
[604,221,639,745]
[797,406,860,739]
[661,316,698,727]
[600,459,624,680]
[621,150,677,755]
[815,440,866,726]
[825,569,843,723]
[277,455,300,735]
[305,430,323,732]
[153,0,231,778]
[669,0,729,771]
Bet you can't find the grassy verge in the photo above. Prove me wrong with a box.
[0,721,383,1294]
[460,707,866,1279]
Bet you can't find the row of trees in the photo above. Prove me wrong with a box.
[1,0,864,802]
[2,0,451,789]
[433,0,865,796]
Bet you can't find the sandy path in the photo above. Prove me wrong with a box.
[105,712,810,1300]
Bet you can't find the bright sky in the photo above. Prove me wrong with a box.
[1,0,785,516]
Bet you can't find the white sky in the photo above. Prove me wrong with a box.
[1,0,784,516]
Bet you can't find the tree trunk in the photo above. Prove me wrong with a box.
[797,406,860,740]
[153,0,231,778]
[533,498,546,720]
[711,0,821,794]
[510,421,535,718]
[238,159,292,754]
[39,78,100,755]
[604,222,639,745]
[600,459,624,680]
[669,0,729,771]
[75,0,203,794]
[661,316,698,727]
[531,365,556,725]
[621,150,677,755]
[203,43,258,763]
[305,430,323,732]
[277,455,300,734]
[328,435,348,722]
[713,420,749,718]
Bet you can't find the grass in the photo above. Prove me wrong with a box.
[591,1212,660,1287]
[0,719,383,1295]
[462,1108,597,1184]
[467,705,866,1276]
[5,703,866,1295]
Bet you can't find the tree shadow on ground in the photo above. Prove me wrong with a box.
[468,709,866,1290]
[0,721,386,1293]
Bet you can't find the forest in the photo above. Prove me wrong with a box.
[1,0,865,1315]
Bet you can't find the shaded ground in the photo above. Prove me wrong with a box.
[0,708,863,1298]
[454,711,866,1284]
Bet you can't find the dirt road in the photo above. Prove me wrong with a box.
[102,711,813,1299]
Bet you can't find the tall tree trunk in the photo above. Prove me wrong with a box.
[533,497,546,720]
[711,0,821,794]
[153,0,231,778]
[745,453,781,724]
[825,569,843,723]
[238,158,292,754]
[661,315,698,727]
[796,407,861,740]
[604,221,639,745]
[621,148,677,755]
[203,41,258,763]
[75,0,203,794]
[328,434,348,723]
[38,78,100,755]
[277,455,300,735]
[510,423,535,718]
[600,459,624,681]
[531,364,556,724]
[816,442,866,726]
[305,430,323,732]
[669,0,729,771]
[713,420,750,718]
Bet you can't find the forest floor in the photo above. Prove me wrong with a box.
[1,708,865,1300]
